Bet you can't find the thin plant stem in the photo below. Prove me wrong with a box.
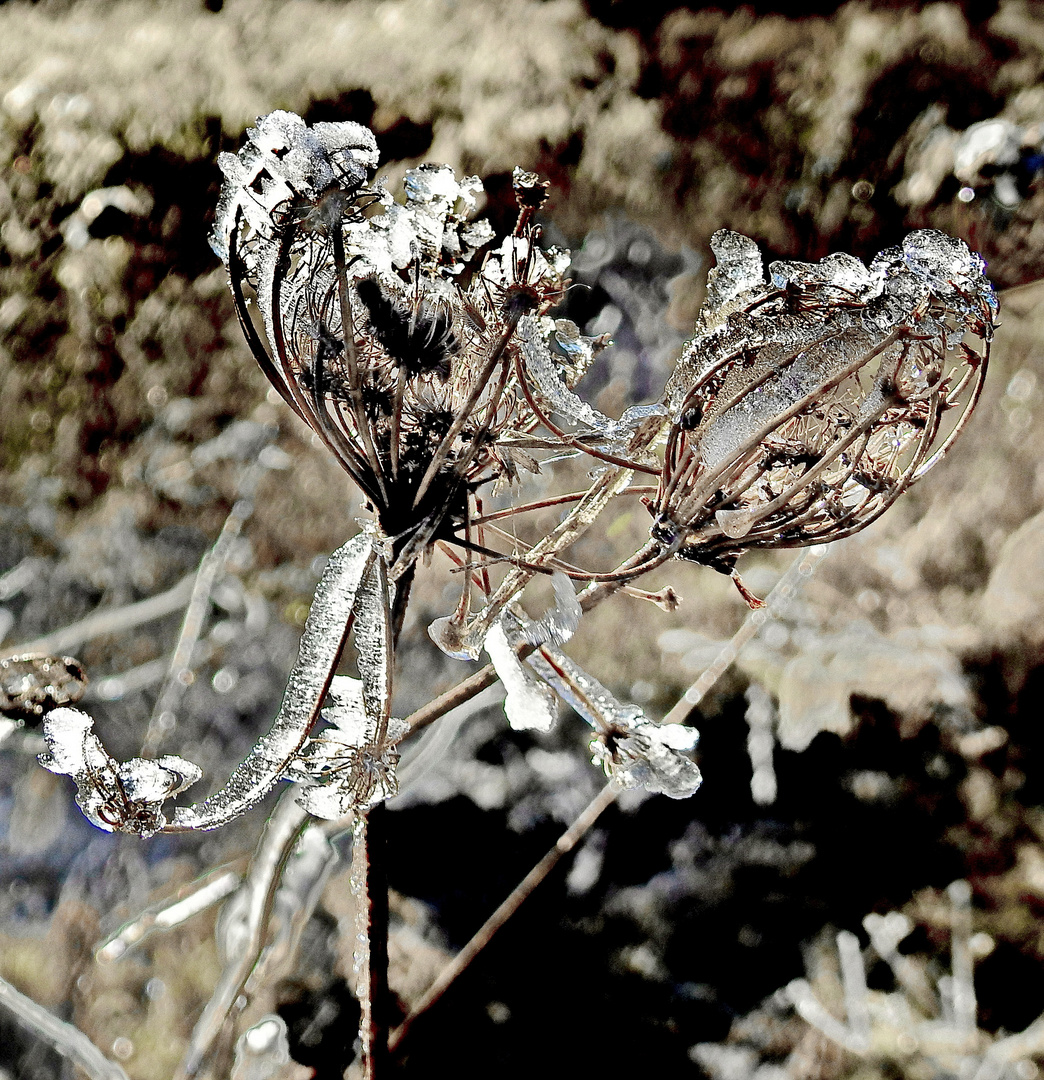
[367,803,391,1077]
[661,544,832,726]
[388,782,619,1053]
[392,545,833,1048]
[0,974,131,1080]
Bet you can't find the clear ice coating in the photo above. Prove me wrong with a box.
[484,621,558,733]
[523,571,583,648]
[39,707,201,837]
[288,672,407,818]
[666,227,996,489]
[704,231,766,312]
[170,532,378,830]
[210,110,379,263]
[527,646,702,799]
[516,316,665,457]
[233,1015,292,1080]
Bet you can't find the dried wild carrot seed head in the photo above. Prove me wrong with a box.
[652,229,997,574]
[211,112,593,577]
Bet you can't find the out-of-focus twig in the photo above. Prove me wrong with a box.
[142,457,269,757]
[1,573,196,659]
[389,781,618,1053]
[176,793,309,1080]
[95,868,243,964]
[661,544,831,727]
[0,973,130,1080]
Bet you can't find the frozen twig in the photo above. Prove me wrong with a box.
[177,793,310,1080]
[0,973,130,1080]
[787,976,869,1055]
[837,930,871,1051]
[948,879,978,1039]
[2,572,196,659]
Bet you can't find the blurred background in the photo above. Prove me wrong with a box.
[2,0,1044,1077]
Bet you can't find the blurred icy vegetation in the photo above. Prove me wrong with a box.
[2,0,1044,1078]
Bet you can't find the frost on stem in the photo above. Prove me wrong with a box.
[479,572,701,797]
[653,228,997,575]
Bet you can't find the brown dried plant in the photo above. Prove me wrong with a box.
[30,111,996,1079]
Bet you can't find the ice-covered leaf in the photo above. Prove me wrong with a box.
[353,553,392,742]
[170,532,377,831]
[484,621,557,733]
[39,707,201,836]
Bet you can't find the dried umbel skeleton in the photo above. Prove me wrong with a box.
[36,108,996,838]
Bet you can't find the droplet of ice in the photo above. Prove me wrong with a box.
[715,506,758,539]
[428,612,472,660]
[706,231,765,311]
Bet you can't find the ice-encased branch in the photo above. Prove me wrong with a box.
[40,532,380,835]
[169,532,377,831]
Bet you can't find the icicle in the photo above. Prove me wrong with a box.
[484,621,557,733]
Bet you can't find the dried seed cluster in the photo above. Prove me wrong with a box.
[211,112,594,578]
[651,230,997,578]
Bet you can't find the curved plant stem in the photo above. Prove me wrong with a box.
[0,974,130,1080]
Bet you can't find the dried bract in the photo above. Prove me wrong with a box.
[285,675,407,817]
[651,229,997,575]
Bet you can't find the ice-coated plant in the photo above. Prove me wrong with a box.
[34,111,997,1076]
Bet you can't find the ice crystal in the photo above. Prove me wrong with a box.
[522,571,583,648]
[39,708,200,836]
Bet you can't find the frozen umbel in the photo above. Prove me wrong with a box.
[39,107,995,838]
